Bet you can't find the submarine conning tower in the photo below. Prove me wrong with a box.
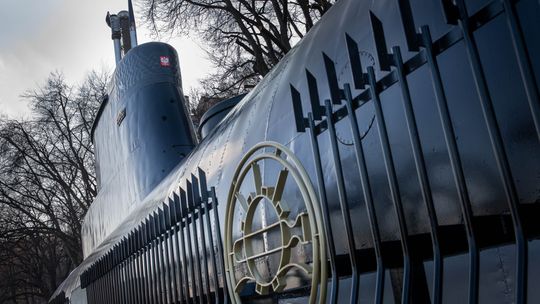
[85,42,197,255]
[92,41,197,198]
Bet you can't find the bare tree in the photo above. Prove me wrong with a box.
[0,70,109,302]
[140,0,334,98]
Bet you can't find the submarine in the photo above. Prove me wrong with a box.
[50,0,540,303]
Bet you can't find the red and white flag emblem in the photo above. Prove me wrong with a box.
[160,56,170,67]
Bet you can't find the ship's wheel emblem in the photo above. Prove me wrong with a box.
[224,142,327,303]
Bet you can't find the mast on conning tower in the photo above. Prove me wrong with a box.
[128,0,138,48]
[105,0,139,65]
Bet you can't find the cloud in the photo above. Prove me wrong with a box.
[0,0,213,118]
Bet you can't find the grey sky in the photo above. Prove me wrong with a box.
[0,0,211,118]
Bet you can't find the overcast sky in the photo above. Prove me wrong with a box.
[0,0,212,118]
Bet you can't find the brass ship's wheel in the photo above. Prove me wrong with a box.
[224,141,327,303]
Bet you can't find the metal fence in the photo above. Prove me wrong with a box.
[289,0,538,303]
[78,0,540,303]
[81,168,228,304]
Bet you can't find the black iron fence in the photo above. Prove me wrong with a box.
[289,0,538,303]
[77,0,540,303]
[81,168,227,304]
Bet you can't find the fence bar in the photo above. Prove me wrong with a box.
[126,241,132,304]
[146,222,153,304]
[187,180,206,304]
[113,254,124,303]
[210,186,229,303]
[101,259,107,303]
[93,279,97,304]
[156,218,166,304]
[106,259,113,302]
[106,260,112,303]
[133,241,139,304]
[128,237,135,304]
[175,191,192,303]
[132,243,138,303]
[165,232,172,303]
[100,256,105,303]
[140,226,150,304]
[117,246,122,303]
[86,279,91,303]
[367,66,412,304]
[124,240,130,304]
[181,187,199,303]
[159,209,172,304]
[502,0,540,142]
[101,263,105,304]
[103,261,108,304]
[147,219,157,304]
[420,23,479,304]
[134,233,142,304]
[138,228,145,304]
[88,271,92,303]
[88,280,93,303]
[168,231,176,303]
[103,257,107,302]
[101,258,107,303]
[306,70,325,119]
[342,83,385,304]
[131,241,137,304]
[199,169,221,303]
[90,266,95,303]
[133,233,139,304]
[451,1,527,302]
[144,244,150,304]
[160,216,169,303]
[95,266,100,304]
[293,69,339,304]
[391,46,443,304]
[198,202,212,304]
[166,202,181,302]
[122,252,131,303]
[88,282,96,304]
[111,254,117,303]
[99,260,104,303]
[323,98,359,304]
[99,265,103,304]
[192,174,213,303]
[111,256,116,303]
[151,215,163,304]
[156,209,170,304]
[123,249,129,304]
[149,219,156,303]
[98,260,102,303]
[109,255,116,303]
[170,197,185,303]
[143,236,149,304]
[306,112,339,304]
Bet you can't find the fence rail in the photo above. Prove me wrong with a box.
[289,0,538,303]
[77,0,540,303]
[81,168,227,304]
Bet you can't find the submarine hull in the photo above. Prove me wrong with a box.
[51,0,540,303]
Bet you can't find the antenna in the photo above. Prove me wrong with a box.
[128,0,138,47]
[106,12,122,64]
[118,11,132,52]
[106,1,139,66]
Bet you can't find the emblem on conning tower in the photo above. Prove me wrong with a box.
[224,142,327,303]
